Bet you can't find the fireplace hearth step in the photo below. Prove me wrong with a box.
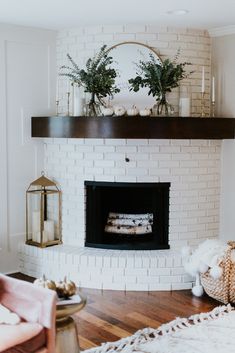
[19,243,193,291]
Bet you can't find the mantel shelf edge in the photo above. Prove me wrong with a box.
[31,116,235,140]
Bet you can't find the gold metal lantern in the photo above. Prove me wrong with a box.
[26,172,62,248]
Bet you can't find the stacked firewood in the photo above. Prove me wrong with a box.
[105,212,153,235]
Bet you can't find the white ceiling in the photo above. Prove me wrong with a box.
[0,0,235,30]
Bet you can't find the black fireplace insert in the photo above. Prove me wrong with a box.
[85,181,170,250]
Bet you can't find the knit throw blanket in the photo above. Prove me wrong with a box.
[84,305,235,353]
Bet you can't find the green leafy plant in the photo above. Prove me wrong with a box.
[60,45,120,116]
[129,51,193,115]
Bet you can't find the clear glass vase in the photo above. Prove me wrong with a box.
[84,93,102,117]
[152,93,175,117]
[85,101,102,117]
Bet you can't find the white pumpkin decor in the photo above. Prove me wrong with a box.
[139,108,151,117]
[55,276,77,298]
[34,274,57,291]
[127,105,139,116]
[114,106,126,116]
[101,106,114,117]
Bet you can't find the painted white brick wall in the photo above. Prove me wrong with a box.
[19,138,220,290]
[44,138,220,248]
[56,25,211,117]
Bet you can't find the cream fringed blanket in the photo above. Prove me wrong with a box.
[84,305,235,353]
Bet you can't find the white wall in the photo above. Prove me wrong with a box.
[0,24,56,273]
[212,34,235,241]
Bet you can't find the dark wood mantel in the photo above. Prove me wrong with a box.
[31,116,235,139]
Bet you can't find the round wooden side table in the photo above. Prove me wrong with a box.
[56,293,86,353]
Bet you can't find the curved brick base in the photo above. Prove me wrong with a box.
[19,244,193,291]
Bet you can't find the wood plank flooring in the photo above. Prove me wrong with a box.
[10,273,219,350]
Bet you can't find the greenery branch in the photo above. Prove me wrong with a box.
[128,50,194,102]
[60,45,120,106]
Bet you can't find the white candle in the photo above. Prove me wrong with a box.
[71,83,74,115]
[32,211,40,242]
[67,79,70,93]
[212,76,215,102]
[179,97,191,117]
[35,231,41,243]
[73,85,84,116]
[201,66,205,93]
[56,78,59,101]
[44,220,55,241]
[43,230,48,243]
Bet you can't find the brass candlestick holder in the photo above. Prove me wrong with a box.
[201,92,206,118]
[211,101,215,117]
[56,100,59,116]
[66,92,70,116]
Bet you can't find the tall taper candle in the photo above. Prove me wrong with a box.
[67,79,70,93]
[56,78,59,101]
[212,76,215,102]
[201,66,205,93]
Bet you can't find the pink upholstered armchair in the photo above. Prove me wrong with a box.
[0,274,57,353]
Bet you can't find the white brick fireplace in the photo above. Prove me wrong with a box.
[19,138,221,290]
[18,24,219,290]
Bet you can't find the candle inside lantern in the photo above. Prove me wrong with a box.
[201,66,205,93]
[32,210,40,242]
[44,220,55,241]
[212,76,215,102]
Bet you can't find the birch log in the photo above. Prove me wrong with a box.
[108,212,153,220]
[105,225,152,235]
[107,218,152,226]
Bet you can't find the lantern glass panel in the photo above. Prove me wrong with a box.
[27,191,41,242]
[45,190,60,241]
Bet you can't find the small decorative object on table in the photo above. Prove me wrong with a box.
[34,275,77,299]
[60,45,120,117]
[182,239,235,303]
[129,50,193,116]
[55,276,77,299]
[33,274,57,291]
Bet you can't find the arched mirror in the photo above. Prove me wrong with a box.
[108,41,161,109]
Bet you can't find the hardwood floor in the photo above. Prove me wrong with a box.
[10,273,219,350]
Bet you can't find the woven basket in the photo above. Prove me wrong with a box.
[200,241,235,304]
